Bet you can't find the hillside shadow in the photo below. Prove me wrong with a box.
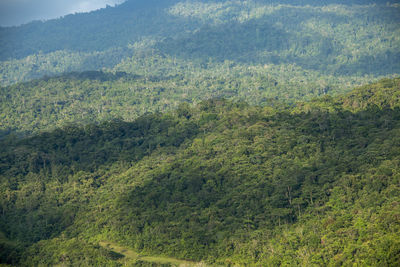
[112,103,400,258]
[1,92,399,259]
[156,19,289,63]
[154,9,348,69]
[0,111,199,179]
[0,109,200,248]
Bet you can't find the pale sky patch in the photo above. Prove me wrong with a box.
[0,0,126,26]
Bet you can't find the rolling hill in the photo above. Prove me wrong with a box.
[0,1,399,266]
[0,78,399,266]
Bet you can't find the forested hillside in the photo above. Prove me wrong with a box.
[1,78,399,266]
[1,0,399,266]
[1,0,399,85]
[1,63,382,138]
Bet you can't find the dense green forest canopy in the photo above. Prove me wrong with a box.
[0,0,399,266]
[1,64,389,138]
[0,78,399,266]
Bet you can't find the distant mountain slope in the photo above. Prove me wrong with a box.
[1,0,399,60]
[0,78,399,266]
[160,1,400,74]
[0,0,399,85]
[0,0,183,60]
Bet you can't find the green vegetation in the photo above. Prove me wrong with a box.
[1,78,399,265]
[0,48,134,86]
[99,241,201,266]
[1,0,399,86]
[163,1,400,74]
[0,1,399,265]
[1,64,386,138]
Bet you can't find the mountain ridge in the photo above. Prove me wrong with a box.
[1,0,399,86]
